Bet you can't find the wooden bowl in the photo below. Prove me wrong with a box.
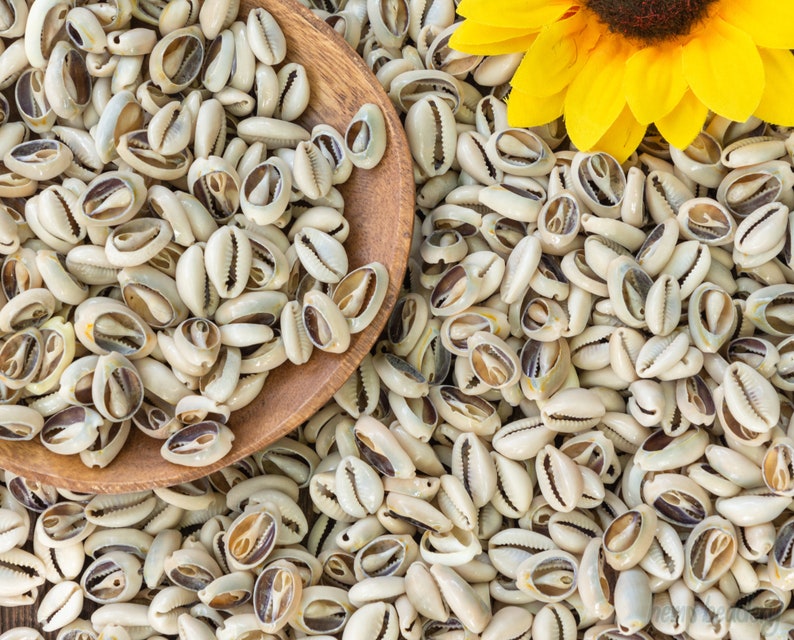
[0,0,414,493]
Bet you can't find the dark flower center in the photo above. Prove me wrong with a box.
[585,0,719,43]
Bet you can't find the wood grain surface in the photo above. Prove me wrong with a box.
[0,0,415,494]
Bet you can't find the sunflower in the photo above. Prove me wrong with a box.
[449,0,794,161]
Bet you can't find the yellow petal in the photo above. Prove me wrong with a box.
[656,90,709,150]
[507,85,565,128]
[450,20,537,55]
[719,0,794,49]
[591,105,647,164]
[754,48,794,126]
[682,17,764,122]
[624,44,687,124]
[457,0,574,29]
[564,36,630,151]
[511,11,600,98]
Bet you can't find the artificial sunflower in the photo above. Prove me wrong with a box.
[450,0,794,161]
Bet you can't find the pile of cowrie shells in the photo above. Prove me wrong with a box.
[0,0,392,468]
[5,0,794,639]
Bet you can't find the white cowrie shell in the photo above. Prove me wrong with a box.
[606,256,652,329]
[24,0,69,69]
[613,567,651,635]
[105,218,174,268]
[312,123,354,185]
[76,170,146,227]
[91,352,143,423]
[715,489,791,527]
[635,331,690,379]
[147,101,193,156]
[160,420,234,468]
[367,0,410,48]
[303,290,351,354]
[531,602,576,640]
[645,274,681,337]
[202,29,234,94]
[577,537,615,621]
[293,140,333,200]
[539,387,605,434]
[0,629,44,640]
[535,445,582,513]
[335,455,384,518]
[273,62,309,122]
[722,361,779,434]
[198,0,238,40]
[721,135,786,168]
[344,103,387,169]
[0,41,28,95]
[486,129,554,181]
[293,227,348,284]
[676,197,735,247]
[670,131,726,188]
[500,234,542,304]
[35,580,83,632]
[733,201,789,268]
[602,504,657,572]
[634,427,709,472]
[204,225,252,299]
[769,517,794,591]
[93,91,145,164]
[516,548,578,603]
[148,26,205,94]
[280,299,313,366]
[240,157,291,226]
[479,180,546,224]
[246,8,286,65]
[429,563,491,633]
[745,284,794,338]
[250,559,301,631]
[683,516,737,592]
[237,116,310,148]
[572,151,625,218]
[193,98,226,160]
[106,27,157,56]
[65,6,106,53]
[451,432,496,508]
[466,331,520,390]
[405,95,455,177]
[0,506,29,551]
[5,140,73,182]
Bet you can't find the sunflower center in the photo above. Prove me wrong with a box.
[585,0,719,43]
